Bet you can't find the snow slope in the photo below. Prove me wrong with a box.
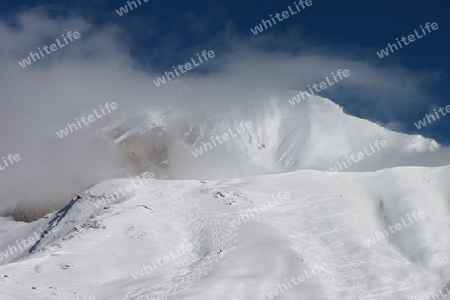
[1,165,449,300]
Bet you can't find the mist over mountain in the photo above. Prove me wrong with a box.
[0,9,448,221]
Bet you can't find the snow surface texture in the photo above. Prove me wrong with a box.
[1,95,449,300]
[0,167,449,300]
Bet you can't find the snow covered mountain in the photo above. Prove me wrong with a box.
[6,91,449,225]
[101,93,446,180]
[1,94,449,300]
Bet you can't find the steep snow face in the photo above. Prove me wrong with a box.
[0,166,449,300]
[104,93,444,180]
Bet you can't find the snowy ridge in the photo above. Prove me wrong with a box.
[102,94,444,180]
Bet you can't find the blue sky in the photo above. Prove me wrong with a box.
[1,0,449,144]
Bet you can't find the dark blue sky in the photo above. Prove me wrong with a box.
[2,0,449,144]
